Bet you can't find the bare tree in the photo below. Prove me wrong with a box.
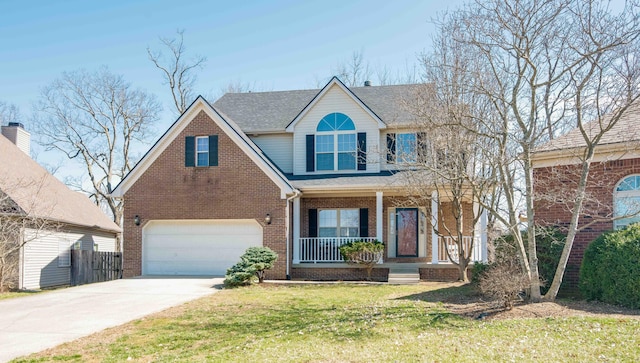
[332,50,372,87]
[0,101,20,125]
[148,29,207,115]
[33,68,160,246]
[432,0,640,301]
[402,63,495,281]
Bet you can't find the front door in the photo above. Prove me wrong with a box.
[396,208,418,257]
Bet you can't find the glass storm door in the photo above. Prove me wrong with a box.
[396,208,418,257]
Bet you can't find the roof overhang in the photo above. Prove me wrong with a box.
[532,141,640,168]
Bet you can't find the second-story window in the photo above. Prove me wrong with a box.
[316,113,356,171]
[196,136,209,167]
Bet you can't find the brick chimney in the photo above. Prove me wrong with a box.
[1,122,30,155]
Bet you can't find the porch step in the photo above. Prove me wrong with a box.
[387,267,420,285]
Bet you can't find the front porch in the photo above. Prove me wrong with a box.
[289,190,489,281]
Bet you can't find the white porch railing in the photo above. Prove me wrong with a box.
[438,236,482,263]
[297,237,379,263]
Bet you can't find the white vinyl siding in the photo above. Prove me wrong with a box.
[250,133,293,173]
[21,227,117,290]
[291,85,381,175]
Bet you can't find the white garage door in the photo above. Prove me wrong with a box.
[143,220,263,276]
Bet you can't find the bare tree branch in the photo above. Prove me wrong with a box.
[148,29,206,114]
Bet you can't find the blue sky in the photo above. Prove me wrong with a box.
[0,1,464,121]
[0,0,463,175]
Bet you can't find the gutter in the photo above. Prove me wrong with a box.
[285,189,302,280]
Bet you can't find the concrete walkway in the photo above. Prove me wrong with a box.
[0,277,222,362]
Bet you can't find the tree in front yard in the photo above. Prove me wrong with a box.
[224,247,278,287]
[33,68,160,249]
[339,240,384,281]
[428,0,640,301]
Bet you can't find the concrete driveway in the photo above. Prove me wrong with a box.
[0,277,222,362]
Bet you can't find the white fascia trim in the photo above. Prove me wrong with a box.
[298,184,404,193]
[532,143,640,168]
[284,77,386,132]
[112,97,295,199]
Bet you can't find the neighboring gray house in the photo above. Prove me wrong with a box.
[0,123,120,290]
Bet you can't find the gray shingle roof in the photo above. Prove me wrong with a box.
[535,102,640,153]
[212,83,424,133]
[0,135,121,233]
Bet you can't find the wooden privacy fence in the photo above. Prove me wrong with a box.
[71,250,122,286]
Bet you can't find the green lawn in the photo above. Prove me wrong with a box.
[17,283,640,362]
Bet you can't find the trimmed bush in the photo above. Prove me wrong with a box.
[339,240,384,280]
[580,224,640,309]
[224,247,278,288]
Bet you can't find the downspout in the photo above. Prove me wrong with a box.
[285,189,301,280]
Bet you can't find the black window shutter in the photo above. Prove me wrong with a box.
[308,209,318,237]
[306,134,315,172]
[386,133,396,163]
[416,132,427,163]
[359,208,369,237]
[185,136,195,167]
[357,132,366,171]
[208,135,218,166]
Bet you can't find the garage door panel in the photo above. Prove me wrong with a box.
[143,220,263,276]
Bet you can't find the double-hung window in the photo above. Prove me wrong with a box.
[196,136,209,167]
[316,113,357,171]
[387,132,421,164]
[185,135,218,167]
[318,209,360,237]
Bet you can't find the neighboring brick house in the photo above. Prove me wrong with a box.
[532,103,640,287]
[0,123,120,290]
[113,77,488,281]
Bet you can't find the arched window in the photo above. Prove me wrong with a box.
[613,175,640,229]
[315,113,356,171]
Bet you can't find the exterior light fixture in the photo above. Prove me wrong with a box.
[265,214,272,225]
[134,215,141,226]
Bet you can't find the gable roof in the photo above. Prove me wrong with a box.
[0,135,120,233]
[213,79,423,133]
[111,96,296,199]
[284,77,386,132]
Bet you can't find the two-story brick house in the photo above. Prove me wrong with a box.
[112,77,488,281]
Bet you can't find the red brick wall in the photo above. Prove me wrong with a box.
[292,267,388,281]
[123,110,287,278]
[420,266,468,281]
[534,158,640,287]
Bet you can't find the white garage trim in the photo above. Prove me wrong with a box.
[142,219,263,276]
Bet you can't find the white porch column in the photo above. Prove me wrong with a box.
[431,190,439,264]
[481,209,488,263]
[473,201,489,263]
[292,197,301,264]
[376,191,383,241]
